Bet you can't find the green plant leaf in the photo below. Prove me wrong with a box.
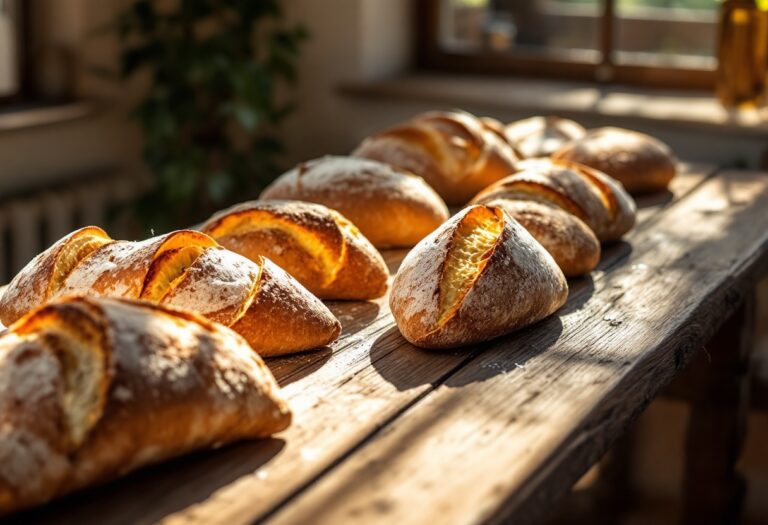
[116,0,307,230]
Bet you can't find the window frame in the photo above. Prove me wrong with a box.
[416,0,717,90]
[0,0,32,105]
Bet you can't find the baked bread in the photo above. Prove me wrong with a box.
[0,227,341,356]
[473,158,636,241]
[201,200,389,300]
[504,116,586,158]
[353,110,519,205]
[0,296,290,516]
[390,205,568,349]
[478,199,600,277]
[259,156,449,248]
[552,127,677,194]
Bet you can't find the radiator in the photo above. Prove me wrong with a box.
[0,174,142,283]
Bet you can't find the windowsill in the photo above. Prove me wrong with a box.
[0,100,97,133]
[340,73,768,137]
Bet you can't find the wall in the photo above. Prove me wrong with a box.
[0,0,144,198]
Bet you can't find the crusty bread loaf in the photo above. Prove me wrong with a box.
[504,116,586,158]
[390,205,568,349]
[353,110,519,205]
[473,158,636,241]
[0,296,290,515]
[0,228,340,356]
[480,198,600,277]
[552,127,677,194]
[470,158,635,276]
[259,156,449,248]
[202,200,389,300]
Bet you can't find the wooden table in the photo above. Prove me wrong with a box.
[13,165,768,525]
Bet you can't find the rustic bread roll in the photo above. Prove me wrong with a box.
[474,158,636,241]
[201,200,389,300]
[479,198,600,277]
[390,205,568,349]
[259,156,449,248]
[552,127,677,194]
[504,116,586,158]
[353,110,520,205]
[0,228,340,356]
[0,296,290,516]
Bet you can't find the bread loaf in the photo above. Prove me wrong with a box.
[504,116,586,158]
[259,156,449,248]
[0,228,340,356]
[202,200,389,300]
[390,205,568,349]
[473,158,636,241]
[353,110,519,205]
[478,198,600,277]
[470,158,636,276]
[552,127,677,194]
[0,296,290,515]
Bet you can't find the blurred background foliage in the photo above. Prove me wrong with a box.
[116,0,307,232]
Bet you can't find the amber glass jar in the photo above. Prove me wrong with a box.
[716,0,768,108]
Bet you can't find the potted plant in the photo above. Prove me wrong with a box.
[116,0,307,232]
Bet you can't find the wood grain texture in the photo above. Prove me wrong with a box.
[265,171,768,525]
[6,166,726,525]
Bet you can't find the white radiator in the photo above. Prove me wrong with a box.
[0,175,141,282]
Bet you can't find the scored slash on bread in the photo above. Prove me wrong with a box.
[201,200,390,300]
[0,227,341,356]
[0,296,290,515]
[390,205,568,349]
[259,156,449,248]
[470,158,637,277]
[353,110,519,205]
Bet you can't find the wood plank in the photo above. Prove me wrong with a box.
[265,171,768,525]
[10,166,717,525]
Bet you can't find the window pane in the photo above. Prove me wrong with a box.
[439,0,601,63]
[0,0,19,97]
[614,0,718,70]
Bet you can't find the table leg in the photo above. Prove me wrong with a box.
[680,295,754,525]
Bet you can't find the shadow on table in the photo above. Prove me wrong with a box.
[271,346,334,387]
[269,300,382,387]
[369,310,568,391]
[12,438,286,525]
[634,188,674,209]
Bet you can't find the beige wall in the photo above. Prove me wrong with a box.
[0,0,143,197]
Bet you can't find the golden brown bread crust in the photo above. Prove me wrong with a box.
[201,200,389,300]
[231,259,343,357]
[389,205,568,349]
[552,127,677,194]
[0,229,340,356]
[259,156,449,248]
[0,296,290,515]
[504,116,586,158]
[353,110,519,205]
[0,226,111,324]
[472,158,636,242]
[483,199,600,277]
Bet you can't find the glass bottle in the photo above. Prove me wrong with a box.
[715,0,768,108]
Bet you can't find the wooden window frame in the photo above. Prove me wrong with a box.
[0,0,33,105]
[416,0,716,90]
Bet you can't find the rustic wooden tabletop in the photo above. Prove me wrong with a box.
[11,164,768,525]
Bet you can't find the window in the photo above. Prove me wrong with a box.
[0,0,27,102]
[417,0,718,89]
